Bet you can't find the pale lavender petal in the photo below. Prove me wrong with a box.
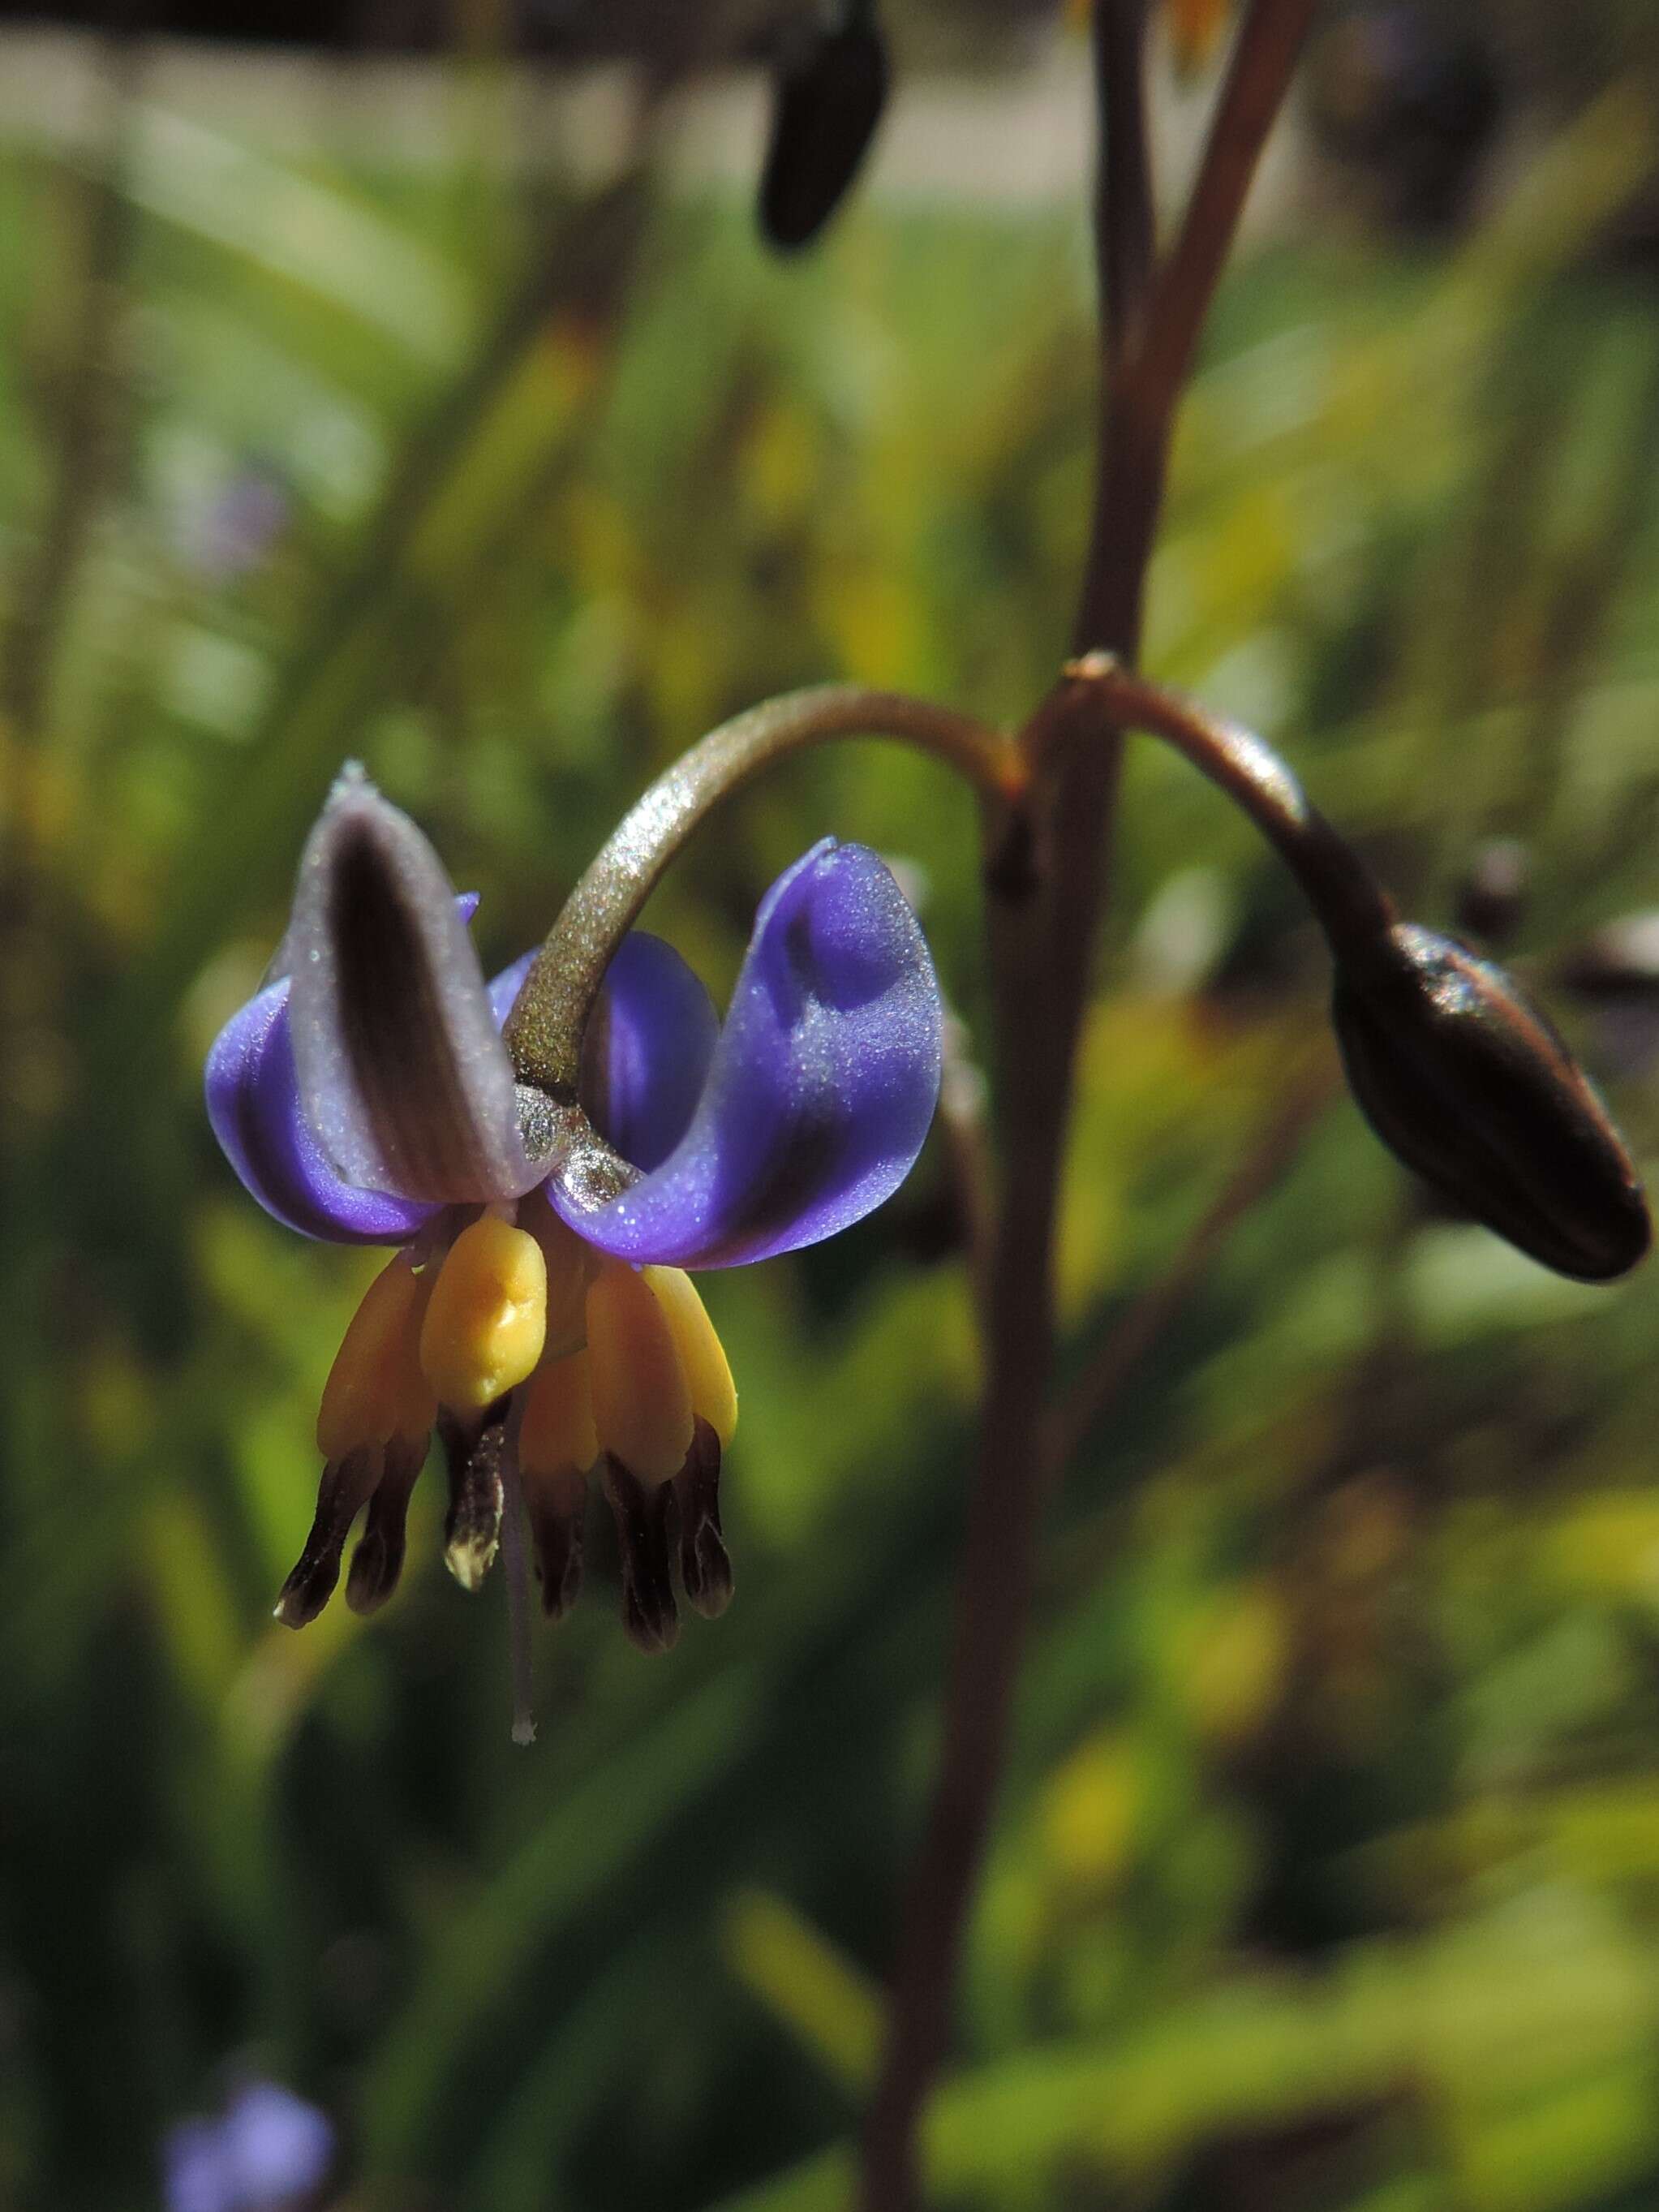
[547,841,942,1267]
[288,768,540,1206]
[487,945,537,1030]
[205,976,436,1244]
[221,2082,333,2207]
[580,934,719,1173]
[163,2120,232,2212]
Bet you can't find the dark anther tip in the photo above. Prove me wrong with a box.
[274,1447,379,1629]
[526,1470,589,1622]
[675,1422,733,1621]
[344,1435,426,1616]
[344,1532,401,1617]
[440,1409,507,1593]
[1332,922,1651,1283]
[273,1552,342,1631]
[604,1458,680,1654]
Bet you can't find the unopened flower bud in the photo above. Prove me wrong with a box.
[1331,923,1650,1282]
[759,4,889,253]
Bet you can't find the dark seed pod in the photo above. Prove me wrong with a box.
[759,6,889,253]
[1331,923,1650,1281]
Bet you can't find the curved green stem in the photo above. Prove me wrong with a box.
[501,685,1015,1186]
[1032,654,1395,949]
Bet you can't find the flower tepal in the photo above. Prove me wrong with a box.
[205,768,943,1672]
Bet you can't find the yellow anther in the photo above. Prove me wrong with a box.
[643,1268,737,1448]
[519,1349,599,1480]
[317,1251,436,1460]
[419,1215,548,1414]
[585,1260,694,1483]
[521,1202,595,1358]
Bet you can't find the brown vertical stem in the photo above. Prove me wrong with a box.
[1097,0,1156,372]
[2,34,138,820]
[857,5,1319,2205]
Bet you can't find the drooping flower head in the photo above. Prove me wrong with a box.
[206,768,943,1692]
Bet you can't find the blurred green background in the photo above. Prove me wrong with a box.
[8,10,1659,2210]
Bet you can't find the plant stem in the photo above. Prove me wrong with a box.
[1097,0,1155,373]
[1035,656,1395,949]
[857,7,1320,2206]
[503,684,1014,1103]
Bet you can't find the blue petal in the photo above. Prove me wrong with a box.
[205,976,438,1244]
[490,934,718,1169]
[581,933,720,1173]
[221,2082,334,2206]
[546,841,943,1267]
[161,2121,233,2212]
[487,945,537,1030]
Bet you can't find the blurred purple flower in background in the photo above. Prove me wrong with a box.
[163,2081,333,2212]
[181,463,291,583]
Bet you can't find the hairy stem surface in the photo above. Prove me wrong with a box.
[504,685,1012,1101]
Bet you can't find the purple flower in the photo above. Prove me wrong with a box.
[163,2081,333,2212]
[205,767,942,1651]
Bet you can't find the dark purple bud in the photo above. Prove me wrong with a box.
[1332,923,1650,1282]
[759,6,888,253]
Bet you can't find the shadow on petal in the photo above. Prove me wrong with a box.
[287,768,540,1206]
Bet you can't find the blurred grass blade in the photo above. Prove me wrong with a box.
[709,1904,1659,2210]
[360,1663,768,2172]
[722,1888,883,2094]
[128,108,467,364]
